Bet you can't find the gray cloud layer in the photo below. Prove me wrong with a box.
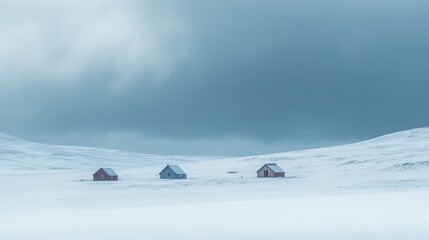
[1,0,429,155]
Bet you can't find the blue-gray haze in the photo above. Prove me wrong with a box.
[0,0,428,155]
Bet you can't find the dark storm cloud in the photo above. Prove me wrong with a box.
[1,0,429,155]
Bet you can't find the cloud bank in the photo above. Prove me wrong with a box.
[0,0,188,88]
[1,0,429,155]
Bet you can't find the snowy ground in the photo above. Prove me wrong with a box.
[1,128,429,239]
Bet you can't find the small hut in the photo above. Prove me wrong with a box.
[159,164,187,179]
[257,163,285,178]
[93,168,118,181]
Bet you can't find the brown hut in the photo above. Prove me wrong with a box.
[93,168,118,181]
[257,163,285,178]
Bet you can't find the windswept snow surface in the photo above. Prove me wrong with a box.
[1,128,429,239]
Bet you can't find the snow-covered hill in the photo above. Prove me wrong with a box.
[0,133,212,172]
[1,127,429,240]
[1,127,428,196]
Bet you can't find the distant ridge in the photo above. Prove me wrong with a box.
[0,132,29,143]
[358,126,429,144]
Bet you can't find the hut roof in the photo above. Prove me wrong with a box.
[101,168,118,176]
[161,164,186,175]
[266,163,284,173]
[259,163,284,173]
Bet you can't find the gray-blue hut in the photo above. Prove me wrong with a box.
[159,164,187,179]
[257,163,285,178]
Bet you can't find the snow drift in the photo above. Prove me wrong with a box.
[1,127,429,239]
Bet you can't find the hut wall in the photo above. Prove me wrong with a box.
[257,165,284,178]
[257,165,273,177]
[160,167,187,179]
[93,169,118,181]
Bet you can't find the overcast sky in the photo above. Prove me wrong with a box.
[1,0,428,155]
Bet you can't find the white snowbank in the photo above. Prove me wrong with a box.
[1,127,429,239]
